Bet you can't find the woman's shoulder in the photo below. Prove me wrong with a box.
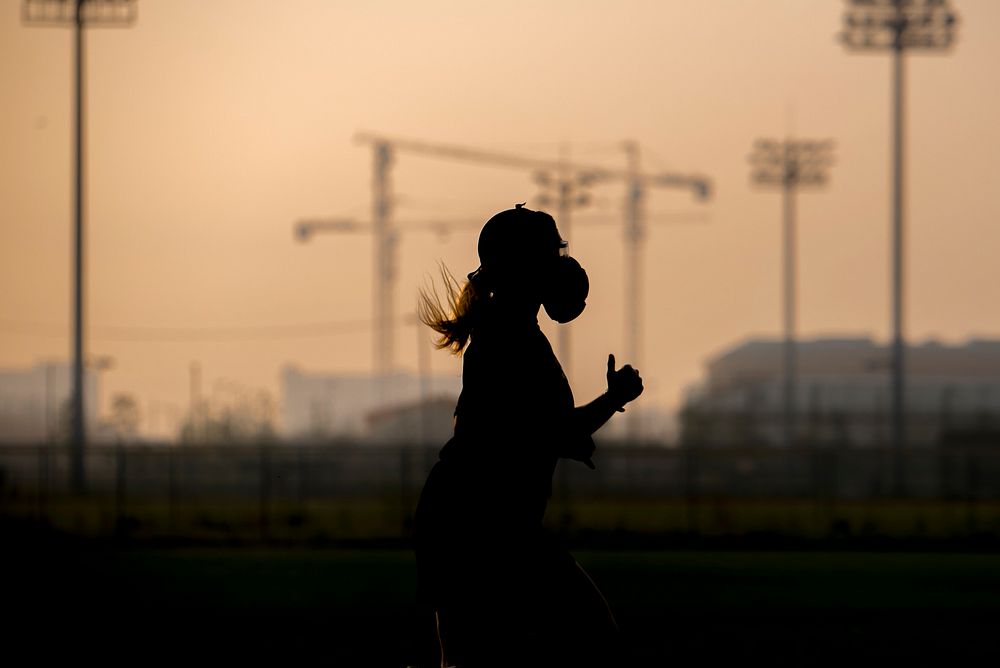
[465,330,563,391]
[468,323,553,362]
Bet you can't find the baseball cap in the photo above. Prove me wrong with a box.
[476,204,566,270]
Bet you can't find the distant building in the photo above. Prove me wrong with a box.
[280,366,461,441]
[680,337,1000,447]
[0,361,98,443]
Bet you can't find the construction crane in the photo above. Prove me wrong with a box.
[352,132,712,415]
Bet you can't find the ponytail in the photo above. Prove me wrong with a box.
[418,264,490,354]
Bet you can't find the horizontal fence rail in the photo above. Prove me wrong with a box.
[2,443,1000,543]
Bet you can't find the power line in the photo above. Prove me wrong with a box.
[0,317,418,342]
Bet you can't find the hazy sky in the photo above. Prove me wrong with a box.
[2,0,999,436]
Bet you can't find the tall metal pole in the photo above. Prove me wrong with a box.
[70,0,86,493]
[890,40,906,491]
[623,141,643,441]
[23,0,138,492]
[189,361,201,442]
[781,153,797,449]
[372,141,395,395]
[750,138,833,447]
[840,0,958,494]
[416,317,430,444]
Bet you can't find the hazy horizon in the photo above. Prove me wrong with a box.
[3,0,999,438]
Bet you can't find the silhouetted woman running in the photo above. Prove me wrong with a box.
[415,205,643,668]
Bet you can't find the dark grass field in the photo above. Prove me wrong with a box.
[5,541,1000,666]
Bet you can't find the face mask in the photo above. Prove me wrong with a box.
[543,255,589,324]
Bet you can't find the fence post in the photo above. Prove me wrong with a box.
[683,446,700,535]
[36,445,50,520]
[115,444,127,531]
[259,444,271,541]
[965,450,978,535]
[168,446,179,529]
[297,446,309,505]
[399,445,411,536]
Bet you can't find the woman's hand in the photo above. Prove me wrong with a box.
[570,355,644,465]
[606,354,643,411]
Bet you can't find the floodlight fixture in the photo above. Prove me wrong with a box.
[841,0,957,52]
[23,0,136,26]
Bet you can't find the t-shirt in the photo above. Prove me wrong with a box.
[434,310,593,528]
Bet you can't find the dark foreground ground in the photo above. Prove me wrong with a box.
[5,539,1000,666]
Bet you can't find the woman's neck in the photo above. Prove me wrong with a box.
[490,295,541,325]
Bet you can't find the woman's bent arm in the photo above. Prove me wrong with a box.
[573,392,623,436]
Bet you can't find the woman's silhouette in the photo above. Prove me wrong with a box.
[415,205,643,667]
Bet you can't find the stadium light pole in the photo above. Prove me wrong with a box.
[750,139,834,448]
[23,0,138,494]
[840,0,957,493]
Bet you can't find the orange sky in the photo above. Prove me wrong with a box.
[2,0,999,437]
